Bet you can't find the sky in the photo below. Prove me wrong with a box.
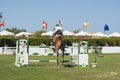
[0,0,120,34]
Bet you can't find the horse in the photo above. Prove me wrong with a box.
[52,30,65,65]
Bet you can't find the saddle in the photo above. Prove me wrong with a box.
[53,35,62,43]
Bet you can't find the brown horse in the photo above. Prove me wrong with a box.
[53,30,65,65]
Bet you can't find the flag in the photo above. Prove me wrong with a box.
[0,21,4,27]
[43,21,48,29]
[104,24,109,31]
[59,20,62,26]
[83,22,89,29]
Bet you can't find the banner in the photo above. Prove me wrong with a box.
[83,22,89,29]
[104,24,109,31]
[43,21,48,29]
[0,21,4,27]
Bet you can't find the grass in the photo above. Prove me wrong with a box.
[0,54,120,80]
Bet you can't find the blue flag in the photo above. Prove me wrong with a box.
[104,24,109,31]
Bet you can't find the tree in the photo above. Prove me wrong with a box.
[6,27,26,34]
[33,30,46,37]
[73,29,80,33]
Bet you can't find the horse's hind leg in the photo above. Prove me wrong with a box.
[62,48,65,65]
[62,52,64,65]
[61,42,65,65]
[57,52,59,66]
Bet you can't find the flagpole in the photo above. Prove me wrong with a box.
[3,19,4,30]
[0,12,2,31]
[83,25,84,31]
[104,29,105,34]
[104,24,105,34]
[42,21,44,34]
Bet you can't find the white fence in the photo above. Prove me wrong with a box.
[0,47,16,55]
[102,46,120,53]
[0,46,120,55]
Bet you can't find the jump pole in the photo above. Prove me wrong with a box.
[29,60,70,63]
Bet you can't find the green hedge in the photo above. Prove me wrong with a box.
[0,37,120,47]
[86,38,120,46]
[0,37,18,47]
[29,37,52,46]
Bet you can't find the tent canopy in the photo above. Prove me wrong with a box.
[41,31,54,36]
[0,30,14,36]
[63,30,75,36]
[41,30,75,36]
[109,32,120,37]
[15,32,33,37]
[92,32,108,37]
[75,31,91,36]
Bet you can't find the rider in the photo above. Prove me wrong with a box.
[52,23,63,40]
[51,23,65,49]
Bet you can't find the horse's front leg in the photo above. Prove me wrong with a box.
[57,52,59,66]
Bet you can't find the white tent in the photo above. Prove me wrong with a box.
[63,30,75,36]
[41,30,75,36]
[109,32,120,37]
[0,30,14,36]
[75,31,91,36]
[92,32,108,37]
[15,32,33,37]
[41,31,53,36]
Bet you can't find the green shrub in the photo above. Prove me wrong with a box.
[0,37,120,47]
[0,37,17,47]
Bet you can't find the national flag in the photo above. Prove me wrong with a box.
[43,21,48,29]
[83,22,89,29]
[104,24,109,31]
[0,21,4,27]
[59,20,62,26]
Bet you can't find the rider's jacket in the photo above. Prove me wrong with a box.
[53,24,63,37]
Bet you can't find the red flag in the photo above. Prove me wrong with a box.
[0,21,4,27]
[43,21,48,29]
